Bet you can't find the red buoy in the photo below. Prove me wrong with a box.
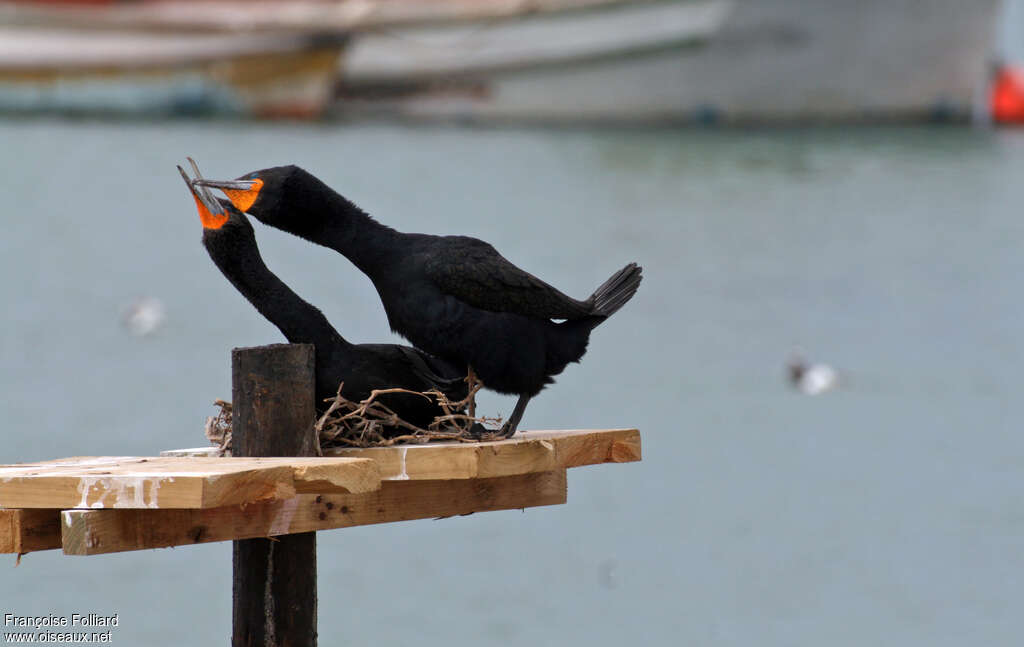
[992,65,1024,124]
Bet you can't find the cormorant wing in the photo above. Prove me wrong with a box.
[423,237,593,319]
[396,346,465,390]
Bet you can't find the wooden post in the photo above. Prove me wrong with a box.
[231,343,317,647]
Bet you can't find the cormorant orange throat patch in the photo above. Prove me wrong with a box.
[224,178,264,213]
[194,194,228,230]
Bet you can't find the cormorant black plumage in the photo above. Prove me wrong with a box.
[196,164,642,436]
[180,165,468,432]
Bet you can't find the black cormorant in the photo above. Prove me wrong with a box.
[195,164,641,437]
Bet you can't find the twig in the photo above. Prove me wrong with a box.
[204,399,232,456]
[204,370,504,452]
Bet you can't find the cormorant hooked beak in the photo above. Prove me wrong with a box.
[193,176,264,213]
[178,159,228,230]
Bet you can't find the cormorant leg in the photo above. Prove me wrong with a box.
[467,422,489,439]
[499,394,531,438]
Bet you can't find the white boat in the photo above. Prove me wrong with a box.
[335,0,1004,124]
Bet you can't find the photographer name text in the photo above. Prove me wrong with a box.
[4,614,118,630]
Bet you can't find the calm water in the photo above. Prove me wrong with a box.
[1,120,1023,646]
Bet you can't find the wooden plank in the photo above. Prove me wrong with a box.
[0,509,62,554]
[0,456,380,509]
[61,470,567,556]
[162,428,642,480]
[161,447,222,457]
[326,428,641,480]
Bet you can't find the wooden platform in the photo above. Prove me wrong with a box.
[0,429,639,557]
[164,428,640,480]
[0,456,380,509]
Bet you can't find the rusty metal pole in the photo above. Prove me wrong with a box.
[231,343,317,647]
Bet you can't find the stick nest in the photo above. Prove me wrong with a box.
[205,374,503,455]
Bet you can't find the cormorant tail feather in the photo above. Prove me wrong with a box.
[589,262,643,319]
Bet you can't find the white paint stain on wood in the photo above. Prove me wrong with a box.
[395,447,410,480]
[268,497,299,536]
[75,475,167,509]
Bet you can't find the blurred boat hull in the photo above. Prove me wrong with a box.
[336,0,1002,124]
[0,27,343,118]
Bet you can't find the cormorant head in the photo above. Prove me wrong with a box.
[178,160,253,239]
[196,165,369,244]
[193,165,301,222]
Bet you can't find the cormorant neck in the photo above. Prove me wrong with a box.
[205,230,351,353]
[283,173,401,275]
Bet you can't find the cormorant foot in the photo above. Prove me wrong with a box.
[468,422,490,440]
[497,393,530,439]
[497,421,518,439]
